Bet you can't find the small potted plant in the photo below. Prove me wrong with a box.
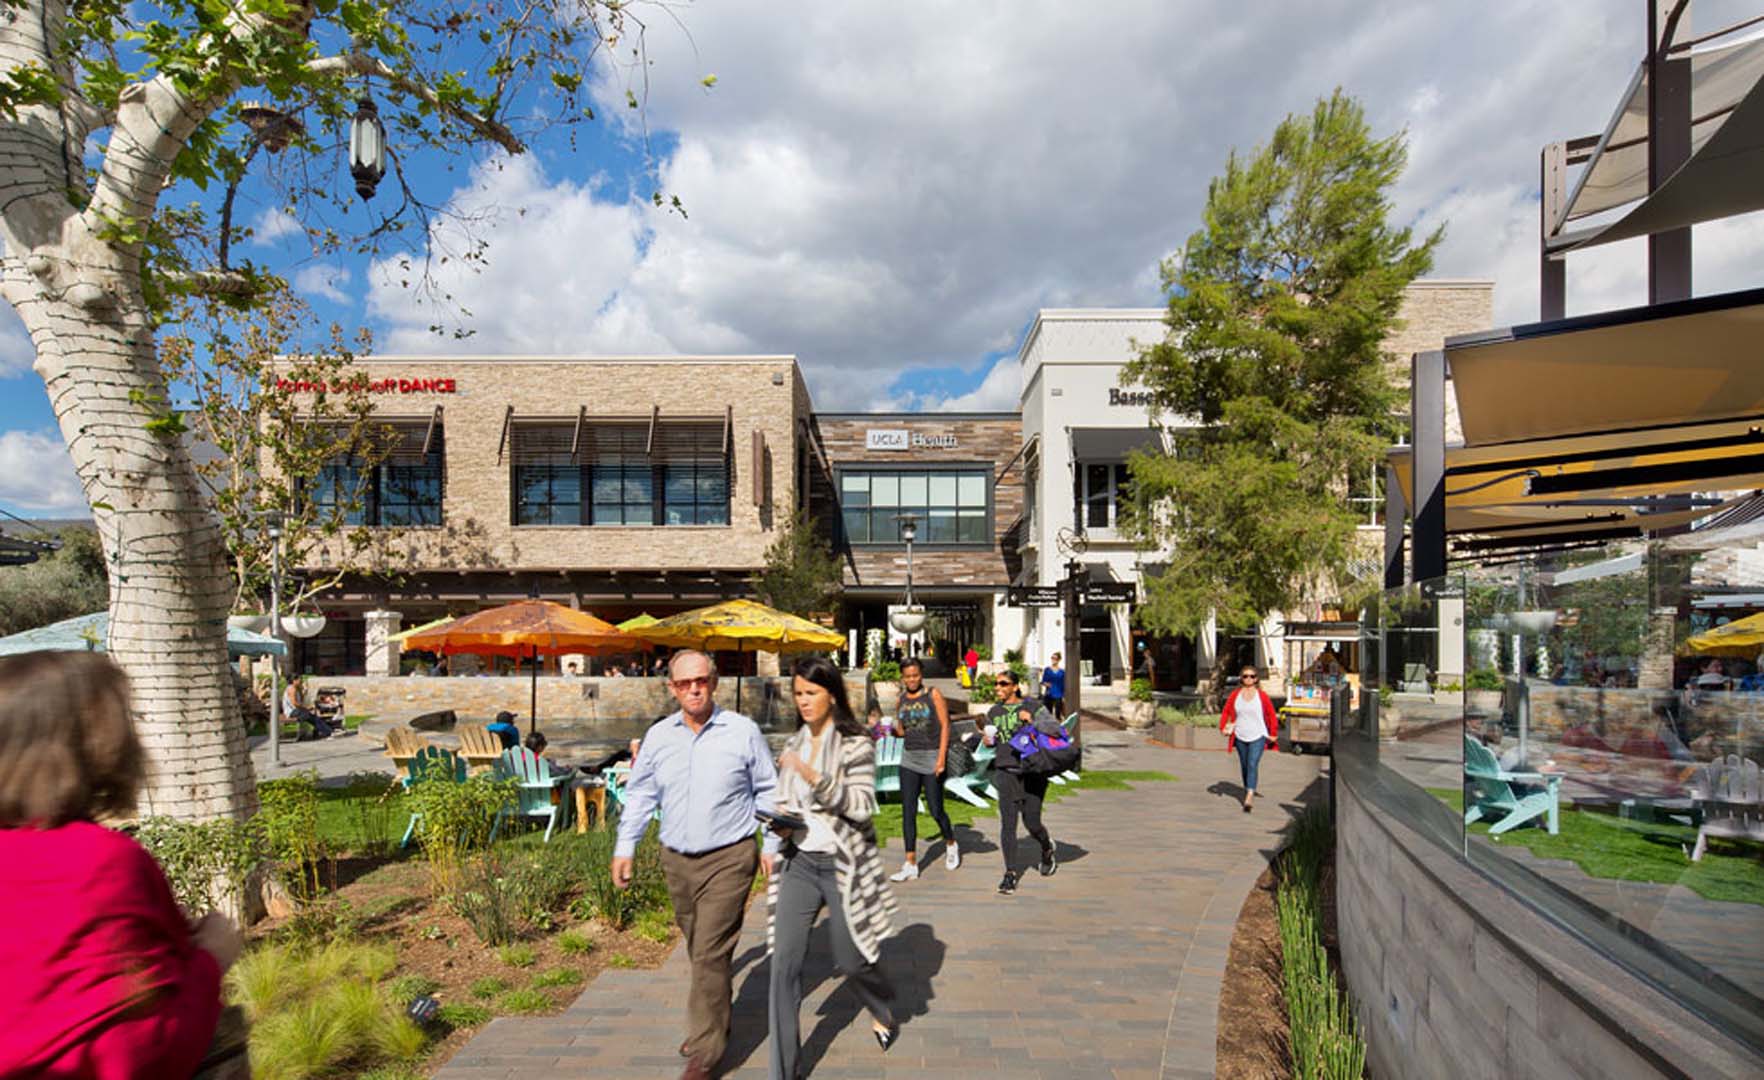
[869,659,903,717]
[1120,678,1155,730]
[1464,667,1504,717]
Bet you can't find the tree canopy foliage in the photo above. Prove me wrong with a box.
[1121,90,1439,635]
[755,510,845,618]
[0,527,110,635]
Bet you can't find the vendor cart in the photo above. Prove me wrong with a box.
[1279,621,1359,754]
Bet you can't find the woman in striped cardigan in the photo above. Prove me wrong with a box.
[765,655,901,1080]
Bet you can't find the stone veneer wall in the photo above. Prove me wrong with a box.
[315,671,870,727]
[1387,280,1494,444]
[1335,770,1762,1079]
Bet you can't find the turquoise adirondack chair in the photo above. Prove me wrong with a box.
[399,746,467,848]
[489,747,573,843]
[873,736,903,798]
[944,739,996,806]
[1463,735,1560,835]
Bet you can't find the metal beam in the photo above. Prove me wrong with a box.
[421,405,443,456]
[1540,142,1567,320]
[496,405,514,462]
[1648,0,1693,303]
[645,404,660,456]
[1383,463,1407,589]
[1411,350,1447,582]
[570,405,586,463]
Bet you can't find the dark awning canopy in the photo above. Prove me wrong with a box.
[1070,426,1162,461]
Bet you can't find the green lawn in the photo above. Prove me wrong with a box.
[1429,787,1764,907]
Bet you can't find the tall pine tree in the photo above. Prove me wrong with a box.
[1121,90,1439,637]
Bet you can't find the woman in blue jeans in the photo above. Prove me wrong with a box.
[1219,665,1279,812]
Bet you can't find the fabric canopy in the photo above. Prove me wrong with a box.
[1682,611,1764,656]
[398,600,637,658]
[0,612,287,658]
[388,616,454,643]
[1070,426,1163,461]
[616,613,660,631]
[624,599,843,653]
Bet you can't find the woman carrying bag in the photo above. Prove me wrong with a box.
[1220,664,1279,812]
[765,656,901,1080]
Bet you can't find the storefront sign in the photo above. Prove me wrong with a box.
[1007,586,1062,608]
[1109,387,1154,407]
[275,376,458,394]
[865,429,959,450]
[1083,582,1138,604]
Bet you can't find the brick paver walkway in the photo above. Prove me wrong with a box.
[435,732,1323,1079]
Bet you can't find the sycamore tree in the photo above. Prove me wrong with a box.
[1120,90,1440,639]
[0,0,672,822]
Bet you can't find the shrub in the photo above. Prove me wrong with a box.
[968,679,996,705]
[1007,659,1030,684]
[452,852,522,946]
[578,826,671,930]
[508,845,577,924]
[557,930,596,956]
[633,907,673,944]
[1277,806,1367,1080]
[606,952,637,969]
[1001,648,1023,664]
[259,772,329,906]
[531,967,585,988]
[407,773,516,895]
[383,975,439,1005]
[496,988,552,1014]
[1128,678,1154,703]
[1155,705,1216,728]
[437,1003,493,1030]
[342,772,402,857]
[870,659,901,682]
[469,976,509,1000]
[973,644,993,660]
[228,941,430,1080]
[135,815,262,916]
[499,943,537,968]
[1466,668,1503,691]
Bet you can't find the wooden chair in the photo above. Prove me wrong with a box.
[399,746,466,848]
[873,735,903,799]
[1688,755,1764,861]
[1463,735,1560,835]
[456,723,505,773]
[383,727,431,784]
[489,746,572,843]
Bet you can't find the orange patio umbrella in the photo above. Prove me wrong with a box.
[399,599,638,735]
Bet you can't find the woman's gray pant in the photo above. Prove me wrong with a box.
[768,851,895,1080]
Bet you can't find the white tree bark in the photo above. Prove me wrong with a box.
[1,1,258,822]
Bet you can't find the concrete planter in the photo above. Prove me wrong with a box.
[872,680,902,717]
[228,614,271,633]
[1150,720,1200,748]
[1120,699,1155,730]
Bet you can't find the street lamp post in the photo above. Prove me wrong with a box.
[267,517,283,766]
[888,515,926,651]
[1063,558,1087,720]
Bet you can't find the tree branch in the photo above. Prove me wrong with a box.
[306,52,526,155]
[162,269,262,297]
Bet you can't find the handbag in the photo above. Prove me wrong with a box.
[1007,712,1081,776]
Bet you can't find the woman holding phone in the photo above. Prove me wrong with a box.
[765,656,900,1079]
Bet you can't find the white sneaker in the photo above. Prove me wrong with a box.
[944,843,961,871]
[889,862,920,882]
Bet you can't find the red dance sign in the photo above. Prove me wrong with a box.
[275,377,458,394]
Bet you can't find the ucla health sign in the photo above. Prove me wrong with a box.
[865,429,958,451]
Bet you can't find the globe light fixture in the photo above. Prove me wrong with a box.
[348,95,386,200]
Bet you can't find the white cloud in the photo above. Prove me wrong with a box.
[293,264,353,305]
[367,0,1764,406]
[0,429,85,514]
[250,207,303,246]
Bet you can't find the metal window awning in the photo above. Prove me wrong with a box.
[1070,426,1162,461]
[1548,31,1764,254]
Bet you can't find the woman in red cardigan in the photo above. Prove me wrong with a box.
[1219,664,1279,813]
[0,651,246,1079]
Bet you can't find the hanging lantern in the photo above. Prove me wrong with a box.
[348,95,386,201]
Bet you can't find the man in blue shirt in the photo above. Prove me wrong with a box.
[611,649,779,1079]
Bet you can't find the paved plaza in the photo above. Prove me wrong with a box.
[432,730,1323,1079]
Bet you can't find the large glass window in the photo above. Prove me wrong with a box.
[307,424,444,526]
[838,468,990,545]
[510,420,727,527]
[1075,462,1131,532]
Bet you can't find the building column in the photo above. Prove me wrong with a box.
[1437,594,1465,684]
[1639,607,1678,690]
[363,609,403,677]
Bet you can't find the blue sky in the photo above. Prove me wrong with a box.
[4,0,1764,517]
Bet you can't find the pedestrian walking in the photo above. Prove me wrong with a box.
[888,658,959,881]
[0,652,250,1080]
[766,655,900,1079]
[1220,664,1279,813]
[963,644,979,686]
[1038,651,1066,718]
[981,669,1056,895]
[611,649,781,1080]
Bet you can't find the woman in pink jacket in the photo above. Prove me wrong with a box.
[1219,664,1280,813]
[0,651,245,1079]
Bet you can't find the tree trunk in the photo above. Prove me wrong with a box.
[7,254,258,823]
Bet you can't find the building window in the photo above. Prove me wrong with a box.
[510,419,728,526]
[294,619,365,676]
[839,468,990,545]
[1074,462,1131,533]
[307,423,444,526]
[1348,462,1385,526]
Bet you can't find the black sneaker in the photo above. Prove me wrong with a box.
[997,871,1018,895]
[1039,845,1058,877]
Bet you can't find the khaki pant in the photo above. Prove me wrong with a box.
[661,838,759,1068]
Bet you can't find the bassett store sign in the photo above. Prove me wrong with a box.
[866,429,958,451]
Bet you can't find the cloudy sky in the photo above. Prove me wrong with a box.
[3,0,1762,517]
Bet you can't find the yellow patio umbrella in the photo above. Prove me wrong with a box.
[1681,611,1764,657]
[389,615,456,644]
[616,613,660,631]
[625,599,844,710]
[400,600,638,734]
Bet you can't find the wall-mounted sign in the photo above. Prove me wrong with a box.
[1006,586,1062,608]
[276,376,458,394]
[1109,388,1154,407]
[1083,582,1138,604]
[865,429,959,451]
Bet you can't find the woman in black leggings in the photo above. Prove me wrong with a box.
[888,658,959,881]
